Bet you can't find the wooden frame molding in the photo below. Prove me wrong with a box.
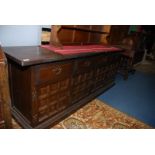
[0,47,12,128]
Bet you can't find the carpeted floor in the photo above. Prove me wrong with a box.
[98,60,155,128]
[12,99,151,129]
[135,60,155,75]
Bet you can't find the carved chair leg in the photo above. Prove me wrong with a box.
[118,55,135,80]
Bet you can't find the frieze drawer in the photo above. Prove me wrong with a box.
[34,62,73,84]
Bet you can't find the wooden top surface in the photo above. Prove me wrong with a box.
[3,46,123,67]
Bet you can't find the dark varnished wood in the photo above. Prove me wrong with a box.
[0,47,12,129]
[3,46,123,66]
[8,60,32,122]
[58,28,74,44]
[4,46,121,128]
[3,46,64,66]
[34,61,73,84]
[109,25,130,44]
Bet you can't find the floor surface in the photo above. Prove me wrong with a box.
[98,63,155,127]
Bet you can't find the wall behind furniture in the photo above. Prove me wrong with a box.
[0,25,50,47]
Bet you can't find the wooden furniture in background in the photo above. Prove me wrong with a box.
[132,32,146,64]
[50,25,107,46]
[41,25,110,45]
[0,47,12,129]
[108,25,130,45]
[117,31,146,79]
[118,35,136,80]
[107,25,145,64]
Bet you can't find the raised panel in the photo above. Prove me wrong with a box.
[36,78,71,123]
[71,70,94,103]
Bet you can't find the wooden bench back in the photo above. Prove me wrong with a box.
[50,25,107,47]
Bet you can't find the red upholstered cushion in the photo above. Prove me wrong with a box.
[41,45,121,55]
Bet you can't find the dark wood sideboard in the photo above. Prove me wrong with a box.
[4,46,122,128]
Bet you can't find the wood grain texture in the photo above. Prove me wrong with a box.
[0,47,12,128]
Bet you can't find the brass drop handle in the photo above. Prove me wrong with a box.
[52,66,62,75]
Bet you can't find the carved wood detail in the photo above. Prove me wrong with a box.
[7,51,120,128]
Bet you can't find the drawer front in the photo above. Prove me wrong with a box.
[95,55,108,66]
[35,62,72,84]
[76,57,96,74]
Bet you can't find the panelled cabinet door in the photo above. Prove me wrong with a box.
[36,79,71,123]
[71,58,95,103]
[34,62,73,124]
